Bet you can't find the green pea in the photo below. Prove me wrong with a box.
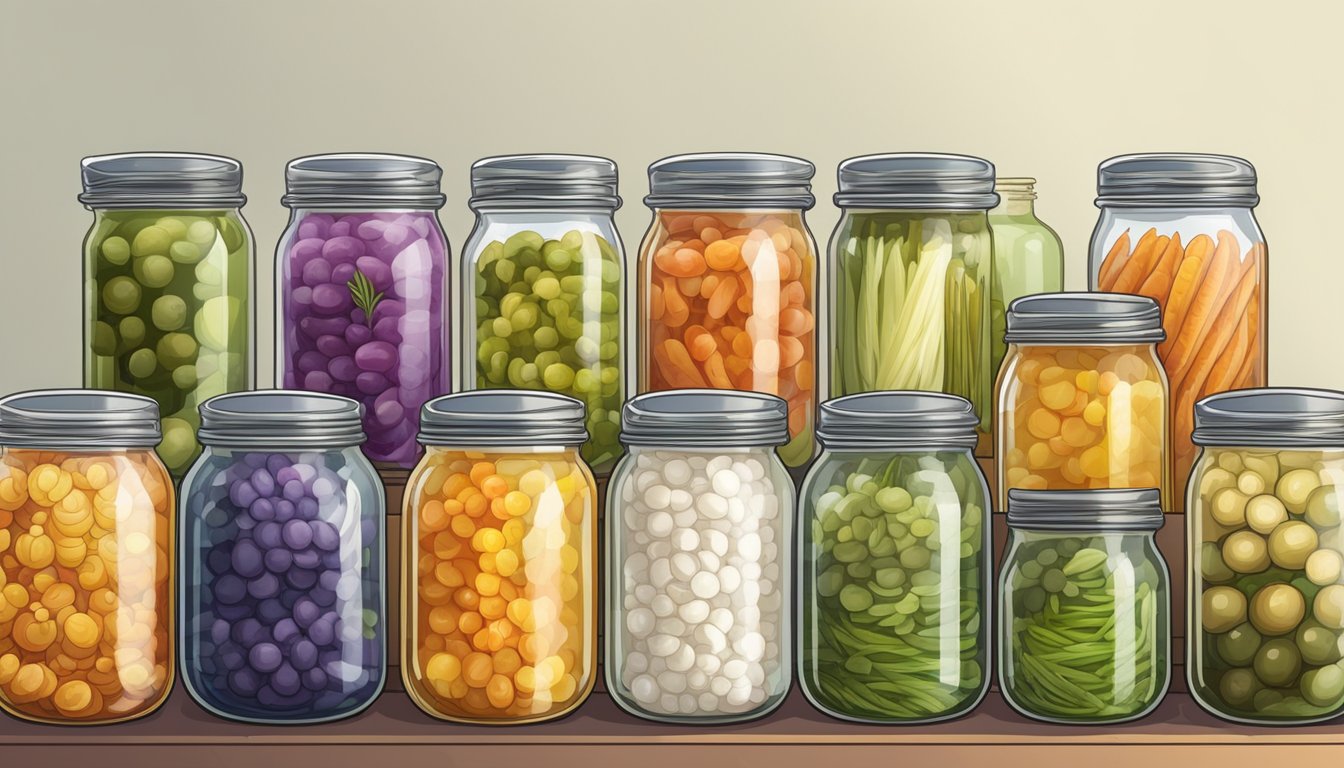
[1254,638,1302,687]
[1218,622,1262,666]
[131,225,172,257]
[494,260,517,283]
[543,363,575,390]
[491,317,513,337]
[158,417,198,469]
[573,368,597,393]
[170,240,204,264]
[100,236,131,265]
[875,487,912,513]
[1296,620,1340,665]
[504,230,543,259]
[133,254,175,288]
[102,276,141,314]
[839,584,873,612]
[1300,664,1344,707]
[533,277,561,300]
[171,364,198,390]
[151,295,188,331]
[127,348,158,378]
[156,332,198,369]
[899,546,930,570]
[544,247,572,272]
[118,316,145,349]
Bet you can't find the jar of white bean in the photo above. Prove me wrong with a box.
[605,390,794,723]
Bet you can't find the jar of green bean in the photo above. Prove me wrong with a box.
[798,391,991,723]
[461,155,625,475]
[999,488,1171,723]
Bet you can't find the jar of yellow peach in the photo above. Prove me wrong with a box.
[996,293,1171,508]
[401,390,597,724]
[0,390,174,724]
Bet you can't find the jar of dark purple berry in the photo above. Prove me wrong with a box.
[276,153,450,468]
[178,391,386,724]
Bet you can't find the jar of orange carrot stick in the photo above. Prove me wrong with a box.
[637,154,818,469]
[1090,153,1267,511]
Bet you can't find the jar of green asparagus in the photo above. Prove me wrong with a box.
[798,391,991,723]
[999,488,1171,723]
[827,154,996,455]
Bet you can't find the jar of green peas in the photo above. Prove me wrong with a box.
[461,155,624,475]
[798,391,991,723]
[999,488,1171,723]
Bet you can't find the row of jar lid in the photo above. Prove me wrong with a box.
[77,151,1261,211]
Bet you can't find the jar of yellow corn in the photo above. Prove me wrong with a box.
[996,293,1171,508]
[401,390,596,724]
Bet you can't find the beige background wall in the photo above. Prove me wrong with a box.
[0,0,1336,393]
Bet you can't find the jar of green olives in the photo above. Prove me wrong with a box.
[798,391,991,723]
[1189,388,1344,724]
[81,153,254,478]
[461,155,624,475]
[999,488,1171,724]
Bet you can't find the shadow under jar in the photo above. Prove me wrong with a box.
[1187,388,1344,724]
[178,391,385,724]
[277,153,450,469]
[799,392,991,723]
[402,391,597,724]
[0,391,174,724]
[606,390,794,723]
[461,155,625,476]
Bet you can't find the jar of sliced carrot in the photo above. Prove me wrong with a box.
[996,293,1170,510]
[1090,154,1267,511]
[637,153,818,469]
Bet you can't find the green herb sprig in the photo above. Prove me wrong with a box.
[347,270,385,326]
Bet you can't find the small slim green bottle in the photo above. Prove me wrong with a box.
[988,177,1064,377]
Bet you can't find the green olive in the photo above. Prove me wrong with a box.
[133,254,175,288]
[1295,619,1340,665]
[1300,663,1344,707]
[1307,486,1340,529]
[1212,488,1250,527]
[1306,549,1344,587]
[1218,667,1261,708]
[1246,494,1289,534]
[1313,584,1344,629]
[1200,541,1236,584]
[117,316,145,349]
[101,276,141,314]
[1250,583,1306,636]
[1203,586,1248,634]
[1217,622,1262,666]
[127,348,157,378]
[1268,521,1319,570]
[1278,469,1322,515]
[1223,530,1271,574]
[100,235,130,265]
[130,224,172,257]
[157,417,197,469]
[1254,638,1302,686]
[1238,470,1268,496]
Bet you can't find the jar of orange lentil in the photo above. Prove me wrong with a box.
[637,153,818,469]
[1090,154,1267,511]
[0,390,174,724]
[996,293,1170,509]
[402,390,596,724]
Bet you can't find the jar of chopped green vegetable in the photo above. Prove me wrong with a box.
[999,488,1171,723]
[798,391,991,723]
[826,154,997,457]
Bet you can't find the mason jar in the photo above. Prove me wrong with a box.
[402,391,597,724]
[0,390,174,724]
[81,153,254,477]
[996,293,1170,507]
[178,391,385,724]
[461,155,624,475]
[999,488,1171,723]
[828,154,996,456]
[798,391,991,723]
[606,390,794,723]
[989,177,1064,377]
[1090,154,1268,508]
[277,153,450,469]
[637,153,818,469]
[1188,388,1344,724]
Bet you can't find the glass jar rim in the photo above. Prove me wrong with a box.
[0,389,161,448]
[80,152,246,209]
[815,391,979,451]
[644,152,815,210]
[1095,152,1258,208]
[418,390,588,447]
[1005,292,1165,344]
[197,391,366,448]
[1193,387,1344,447]
[282,153,446,209]
[834,153,998,210]
[619,390,788,448]
[470,154,620,211]
[1006,488,1165,531]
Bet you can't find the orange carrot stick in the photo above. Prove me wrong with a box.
[1097,229,1135,289]
[1190,263,1258,397]
[1157,234,1215,361]
[1137,232,1183,304]
[1111,234,1168,294]
[1166,232,1242,380]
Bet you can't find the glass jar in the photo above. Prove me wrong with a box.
[999,488,1171,723]
[1187,389,1344,724]
[989,177,1064,377]
[637,153,818,469]
[606,390,794,723]
[828,154,996,456]
[402,391,597,724]
[462,155,624,475]
[997,293,1170,508]
[81,153,254,478]
[178,391,385,724]
[1090,154,1268,509]
[277,153,450,469]
[799,392,990,723]
[0,391,174,724]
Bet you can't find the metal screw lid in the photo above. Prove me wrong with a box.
[282,153,446,209]
[469,154,620,211]
[1095,153,1259,208]
[620,389,789,448]
[418,391,588,447]
[1007,488,1165,531]
[0,389,161,449]
[1005,292,1166,344]
[834,153,999,210]
[816,391,979,451]
[644,153,815,210]
[1193,388,1344,447]
[197,391,366,448]
[80,152,246,209]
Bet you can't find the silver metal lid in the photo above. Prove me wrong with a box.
[0,389,161,448]
[1005,292,1165,344]
[644,153,815,210]
[834,153,999,210]
[1006,488,1165,532]
[197,391,366,448]
[469,154,620,210]
[80,152,246,208]
[1193,388,1344,447]
[816,392,979,451]
[282,153,446,209]
[1095,153,1258,208]
[620,390,789,448]
[419,391,588,447]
